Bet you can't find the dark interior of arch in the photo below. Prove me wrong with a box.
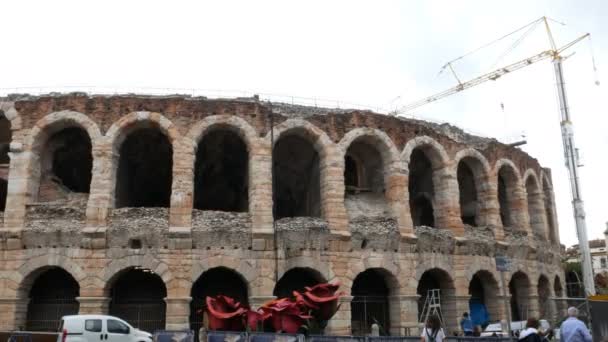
[190,267,248,334]
[537,276,550,319]
[469,274,486,305]
[345,155,358,188]
[26,267,79,331]
[273,135,320,219]
[45,127,93,194]
[409,149,435,227]
[417,270,452,320]
[194,130,248,211]
[273,267,324,298]
[565,271,583,298]
[344,140,384,193]
[554,276,563,296]
[109,268,167,332]
[351,269,390,336]
[458,160,478,226]
[508,273,529,321]
[0,115,11,164]
[498,167,513,227]
[116,128,172,208]
[0,178,7,211]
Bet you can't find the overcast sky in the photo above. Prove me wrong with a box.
[1,1,605,247]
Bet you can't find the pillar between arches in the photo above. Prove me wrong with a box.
[0,297,28,330]
[527,295,540,320]
[325,295,352,335]
[389,294,420,336]
[165,296,192,330]
[77,296,110,314]
[448,295,471,334]
[434,168,464,236]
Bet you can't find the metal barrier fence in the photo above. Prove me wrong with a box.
[202,332,516,342]
[153,330,195,342]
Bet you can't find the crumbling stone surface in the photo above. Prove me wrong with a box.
[22,204,86,247]
[415,226,455,254]
[276,217,330,251]
[344,193,391,219]
[350,216,399,251]
[108,208,169,248]
[192,210,251,248]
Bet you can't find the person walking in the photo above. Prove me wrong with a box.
[560,307,592,342]
[518,318,543,342]
[421,315,445,342]
[460,312,474,336]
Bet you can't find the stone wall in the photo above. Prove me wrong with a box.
[0,94,565,334]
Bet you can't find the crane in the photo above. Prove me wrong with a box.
[394,17,597,297]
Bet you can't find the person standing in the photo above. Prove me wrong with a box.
[560,307,592,342]
[421,315,445,342]
[518,318,543,342]
[460,312,474,336]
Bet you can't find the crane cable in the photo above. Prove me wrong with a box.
[439,17,545,76]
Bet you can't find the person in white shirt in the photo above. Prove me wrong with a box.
[420,315,445,342]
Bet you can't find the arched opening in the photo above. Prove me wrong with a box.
[190,267,248,336]
[554,275,565,317]
[273,135,320,219]
[273,267,326,298]
[115,128,173,208]
[525,176,546,238]
[37,127,92,202]
[497,165,517,229]
[542,178,557,244]
[0,178,7,212]
[108,267,167,332]
[344,139,389,219]
[351,269,393,336]
[468,271,499,328]
[565,270,583,298]
[0,113,9,210]
[457,159,479,226]
[538,275,551,319]
[409,149,435,227]
[25,267,79,331]
[194,130,248,212]
[509,272,531,321]
[417,268,456,327]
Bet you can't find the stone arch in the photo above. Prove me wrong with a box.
[495,159,524,231]
[24,111,101,203]
[339,128,403,224]
[509,270,531,321]
[190,266,250,334]
[416,267,457,329]
[523,170,547,239]
[106,112,177,208]
[106,266,168,332]
[468,269,500,326]
[185,116,258,213]
[21,266,80,331]
[191,256,257,294]
[453,149,493,227]
[102,255,172,295]
[273,267,327,298]
[268,119,334,219]
[0,103,23,131]
[351,267,400,336]
[540,171,558,244]
[17,254,86,297]
[537,274,552,320]
[402,136,452,229]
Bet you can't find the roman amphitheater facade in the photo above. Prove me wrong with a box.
[0,94,565,335]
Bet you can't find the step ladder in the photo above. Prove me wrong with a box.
[420,289,445,327]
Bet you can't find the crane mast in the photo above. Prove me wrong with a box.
[396,22,596,296]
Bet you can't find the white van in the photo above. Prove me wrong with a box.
[58,315,153,342]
